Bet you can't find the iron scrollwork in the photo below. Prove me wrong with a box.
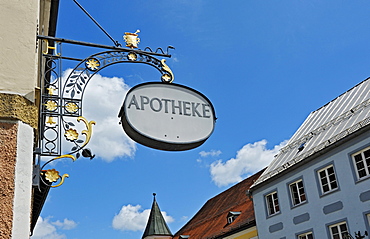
[36,34,174,188]
[63,50,174,102]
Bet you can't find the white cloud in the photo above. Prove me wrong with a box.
[199,150,222,157]
[31,216,77,239]
[210,140,287,187]
[52,218,77,230]
[112,204,174,232]
[62,70,137,162]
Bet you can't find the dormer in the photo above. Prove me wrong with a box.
[227,211,241,224]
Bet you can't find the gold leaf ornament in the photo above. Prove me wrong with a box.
[65,102,79,113]
[46,116,56,125]
[51,174,70,188]
[45,100,58,111]
[46,87,55,95]
[64,128,79,141]
[44,169,60,182]
[77,116,96,148]
[128,52,137,61]
[86,58,100,71]
[160,59,174,83]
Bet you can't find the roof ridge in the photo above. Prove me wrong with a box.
[279,97,370,155]
[179,201,251,231]
[174,170,264,237]
[312,77,370,113]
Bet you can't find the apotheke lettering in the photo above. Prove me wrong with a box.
[127,94,211,118]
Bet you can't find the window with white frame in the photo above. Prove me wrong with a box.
[329,221,348,239]
[352,147,370,180]
[265,191,280,216]
[318,165,338,194]
[298,231,313,239]
[290,179,306,206]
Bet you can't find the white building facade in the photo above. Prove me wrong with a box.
[0,0,58,237]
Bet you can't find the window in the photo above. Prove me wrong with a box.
[352,147,370,180]
[227,211,241,224]
[298,231,313,239]
[318,165,338,194]
[329,221,348,239]
[265,191,280,216]
[290,179,306,206]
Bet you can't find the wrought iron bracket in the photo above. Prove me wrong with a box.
[35,34,175,188]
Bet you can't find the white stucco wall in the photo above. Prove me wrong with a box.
[0,0,40,101]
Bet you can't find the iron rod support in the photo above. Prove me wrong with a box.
[37,35,172,58]
[72,0,121,47]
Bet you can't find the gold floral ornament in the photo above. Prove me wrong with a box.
[45,100,58,111]
[44,169,60,182]
[64,128,79,141]
[85,58,100,71]
[127,52,137,61]
[43,169,70,188]
[65,102,79,113]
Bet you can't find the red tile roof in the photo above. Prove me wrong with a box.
[173,169,264,239]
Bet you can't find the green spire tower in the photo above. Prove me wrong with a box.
[142,193,173,239]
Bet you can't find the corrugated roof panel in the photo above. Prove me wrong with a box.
[252,78,370,187]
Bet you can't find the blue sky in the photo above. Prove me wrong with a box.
[32,1,370,238]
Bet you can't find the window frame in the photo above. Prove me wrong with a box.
[316,164,339,196]
[265,190,280,217]
[363,210,370,236]
[297,231,313,239]
[288,178,307,207]
[328,221,349,239]
[351,146,370,181]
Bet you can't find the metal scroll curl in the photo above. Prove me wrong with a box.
[40,155,76,188]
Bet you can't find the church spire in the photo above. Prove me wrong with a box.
[142,193,173,239]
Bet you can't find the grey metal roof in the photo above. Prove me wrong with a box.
[142,194,173,239]
[252,78,370,188]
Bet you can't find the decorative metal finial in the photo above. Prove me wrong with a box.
[153,193,156,197]
[123,30,140,49]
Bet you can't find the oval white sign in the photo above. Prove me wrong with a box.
[119,82,216,151]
